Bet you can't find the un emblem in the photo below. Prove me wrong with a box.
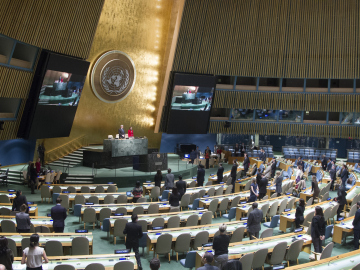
[91,51,136,103]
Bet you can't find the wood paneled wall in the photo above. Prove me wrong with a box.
[173,0,360,78]
[0,0,104,141]
[213,91,360,112]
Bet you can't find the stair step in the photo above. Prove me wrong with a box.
[64,180,93,184]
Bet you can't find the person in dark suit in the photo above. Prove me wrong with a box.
[16,204,30,233]
[326,158,332,172]
[154,169,162,188]
[123,214,143,270]
[12,190,28,212]
[165,168,175,189]
[118,125,125,139]
[335,187,347,220]
[189,149,197,164]
[205,146,211,169]
[259,149,266,163]
[340,164,349,188]
[197,164,205,186]
[311,206,326,253]
[256,169,262,186]
[169,187,181,207]
[270,159,277,178]
[243,153,250,174]
[51,197,67,233]
[274,171,283,196]
[234,143,240,157]
[29,163,37,194]
[295,198,305,228]
[176,175,187,198]
[321,155,327,171]
[329,165,337,191]
[217,163,224,184]
[198,252,220,270]
[247,202,263,239]
[297,157,304,172]
[230,161,238,192]
[352,201,360,250]
[258,176,268,200]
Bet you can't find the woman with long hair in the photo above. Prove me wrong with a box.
[22,234,48,270]
[295,198,305,228]
[311,175,320,202]
[132,181,143,203]
[169,187,181,207]
[0,236,13,270]
[154,169,162,188]
[311,206,326,253]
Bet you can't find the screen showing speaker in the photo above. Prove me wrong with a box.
[167,73,216,134]
[18,50,90,139]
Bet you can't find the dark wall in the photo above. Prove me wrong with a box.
[0,139,36,166]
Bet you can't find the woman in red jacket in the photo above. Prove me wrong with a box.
[128,127,134,138]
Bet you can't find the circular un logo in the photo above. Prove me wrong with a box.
[91,50,136,103]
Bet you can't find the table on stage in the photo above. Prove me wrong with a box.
[12,254,138,270]
[2,232,93,255]
[146,220,247,256]
[332,216,354,244]
[279,201,336,232]
[195,232,312,269]
[103,137,148,157]
[0,216,53,230]
[49,184,117,194]
[109,210,208,234]
[299,182,328,201]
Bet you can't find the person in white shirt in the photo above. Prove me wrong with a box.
[21,234,48,270]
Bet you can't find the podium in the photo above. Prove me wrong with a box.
[133,153,168,172]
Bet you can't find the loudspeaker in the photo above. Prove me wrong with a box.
[224,121,231,128]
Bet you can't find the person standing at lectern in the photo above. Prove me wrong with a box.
[165,168,174,189]
[118,125,125,139]
[128,126,134,138]
[197,164,205,186]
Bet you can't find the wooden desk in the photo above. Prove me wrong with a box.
[333,216,354,244]
[13,254,137,270]
[266,179,295,197]
[0,215,53,231]
[143,178,195,195]
[234,177,253,193]
[198,192,247,209]
[279,201,336,232]
[0,203,38,216]
[67,193,132,207]
[2,232,93,256]
[278,161,292,171]
[346,185,360,204]
[195,232,312,269]
[146,220,247,256]
[299,182,328,201]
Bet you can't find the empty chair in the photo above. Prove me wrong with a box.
[137,220,148,232]
[113,261,134,270]
[266,241,287,266]
[173,233,191,261]
[71,237,89,255]
[116,194,128,204]
[81,186,90,193]
[200,211,212,225]
[84,263,105,270]
[147,204,159,214]
[225,185,232,194]
[169,206,180,212]
[208,199,219,218]
[139,232,148,256]
[137,197,147,203]
[150,186,160,202]
[217,198,229,217]
[115,207,127,215]
[66,186,76,193]
[167,215,180,228]
[74,195,85,206]
[7,238,17,257]
[215,187,224,196]
[98,208,111,227]
[323,207,331,225]
[324,225,333,244]
[270,193,278,198]
[243,181,251,191]
[41,185,51,203]
[311,242,334,260]
[88,196,99,204]
[263,215,280,229]
[228,196,240,210]
[45,240,63,256]
[94,186,104,193]
[223,207,236,221]
[59,194,69,212]
[104,195,114,204]
[347,204,357,218]
[113,218,128,245]
[260,203,270,221]
[0,195,10,204]
[262,195,269,200]
[205,182,213,186]
[239,253,254,270]
[188,198,200,210]
[83,207,96,229]
[152,217,165,228]
[252,248,268,270]
[284,239,304,266]
[306,197,313,206]
[180,194,191,211]
[53,186,62,194]
[188,181,196,188]
[192,231,209,250]
[266,202,279,222]
[260,228,273,238]
[286,197,297,209]
[277,199,288,214]
[0,208,10,216]
[321,191,330,202]
[186,214,199,227]
[198,190,206,198]
[207,187,215,197]
[1,220,16,232]
[303,211,315,227]
[179,251,196,270]
[230,226,245,243]
[54,265,76,270]
[329,204,339,224]
[21,238,30,251]
[132,206,144,215]
[107,185,117,193]
[35,226,50,233]
[154,234,172,262]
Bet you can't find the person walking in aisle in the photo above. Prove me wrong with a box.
[123,214,143,270]
[247,202,263,240]
[51,197,67,233]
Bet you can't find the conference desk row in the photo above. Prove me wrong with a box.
[0,203,38,216]
[299,182,328,201]
[0,216,52,231]
[142,178,196,195]
[48,184,118,194]
[207,167,243,184]
[196,232,312,268]
[13,254,137,270]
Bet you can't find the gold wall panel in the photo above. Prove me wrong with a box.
[213,91,360,113]
[209,121,360,139]
[0,0,104,59]
[43,0,177,156]
[173,0,360,78]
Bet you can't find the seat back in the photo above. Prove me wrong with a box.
[53,186,62,194]
[1,220,16,232]
[180,194,191,208]
[323,207,331,223]
[59,194,69,210]
[199,190,206,197]
[348,204,357,217]
[186,214,199,227]
[150,186,160,201]
[252,248,268,270]
[260,228,273,238]
[174,233,191,253]
[7,238,17,257]
[0,208,10,216]
[269,215,280,228]
[270,193,277,198]
[132,206,144,215]
[147,204,159,214]
[84,263,105,270]
[285,239,304,262]
[200,211,212,225]
[306,197,313,206]
[113,261,134,270]
[35,226,50,233]
[45,240,63,256]
[152,217,165,228]
[225,185,233,194]
[239,253,254,270]
[215,187,224,196]
[81,186,90,193]
[66,186,76,193]
[320,242,334,260]
[115,207,127,215]
[229,196,240,209]
[286,197,296,209]
[54,265,76,270]
[72,237,89,255]
[107,185,117,193]
[260,204,269,219]
[226,207,237,221]
[137,220,148,232]
[277,199,288,214]
[83,207,96,223]
[104,195,114,204]
[330,204,339,220]
[218,198,229,212]
[116,195,128,204]
[99,208,112,223]
[192,231,209,249]
[0,195,10,204]
[208,199,219,215]
[230,226,245,243]
[155,234,172,254]
[325,225,334,240]
[190,198,200,210]
[41,186,51,199]
[207,187,215,197]
[167,215,180,228]
[304,211,315,227]
[267,202,279,219]
[74,195,85,205]
[114,219,128,238]
[88,196,99,204]
[94,186,104,193]
[244,180,251,191]
[269,241,287,265]
[188,181,196,188]
[182,251,196,268]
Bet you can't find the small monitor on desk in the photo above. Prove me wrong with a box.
[108,135,113,139]
[115,134,119,139]
[184,154,190,158]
